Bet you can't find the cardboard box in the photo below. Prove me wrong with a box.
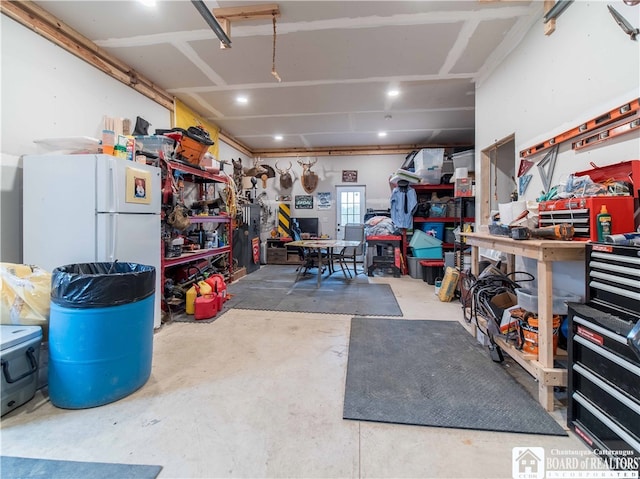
[489,292,517,321]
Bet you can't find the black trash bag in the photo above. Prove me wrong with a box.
[132,116,150,136]
[51,262,155,309]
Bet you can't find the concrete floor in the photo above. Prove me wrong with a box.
[0,267,591,478]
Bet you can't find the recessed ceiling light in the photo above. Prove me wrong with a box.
[274,135,283,141]
[236,96,249,104]
[138,0,157,7]
[387,89,400,97]
[378,131,387,138]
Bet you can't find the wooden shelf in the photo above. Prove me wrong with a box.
[461,232,585,411]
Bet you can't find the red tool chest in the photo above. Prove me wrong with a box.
[538,160,639,241]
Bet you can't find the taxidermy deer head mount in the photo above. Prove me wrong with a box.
[275,160,293,190]
[244,157,267,178]
[298,157,319,193]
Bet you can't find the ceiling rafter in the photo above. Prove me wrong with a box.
[212,3,280,49]
[0,0,174,110]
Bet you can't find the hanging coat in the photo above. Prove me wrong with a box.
[390,186,417,229]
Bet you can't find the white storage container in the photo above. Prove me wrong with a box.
[1,325,42,416]
[515,288,581,315]
[415,166,441,185]
[414,148,445,172]
[451,149,475,172]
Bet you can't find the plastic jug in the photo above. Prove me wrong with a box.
[194,293,217,320]
[185,280,212,314]
[204,278,224,312]
[206,273,227,302]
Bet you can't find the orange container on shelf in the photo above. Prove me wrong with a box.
[173,126,214,166]
[518,314,562,357]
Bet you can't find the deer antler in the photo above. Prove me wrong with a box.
[297,157,317,169]
[275,160,292,174]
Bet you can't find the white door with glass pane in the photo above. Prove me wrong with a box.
[336,186,366,240]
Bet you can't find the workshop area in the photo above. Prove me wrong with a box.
[1,1,639,478]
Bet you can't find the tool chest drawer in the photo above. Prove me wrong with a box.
[587,243,640,315]
[568,302,640,462]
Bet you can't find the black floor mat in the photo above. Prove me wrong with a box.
[0,456,162,479]
[223,265,402,316]
[343,318,567,436]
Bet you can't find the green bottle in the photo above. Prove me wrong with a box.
[596,205,612,242]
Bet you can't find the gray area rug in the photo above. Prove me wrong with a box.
[223,265,402,316]
[343,318,568,436]
[0,456,162,479]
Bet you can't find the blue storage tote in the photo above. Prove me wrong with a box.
[418,222,445,241]
[410,230,443,259]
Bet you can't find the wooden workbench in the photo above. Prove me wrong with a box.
[461,232,586,411]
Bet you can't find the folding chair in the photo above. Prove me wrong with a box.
[336,223,365,278]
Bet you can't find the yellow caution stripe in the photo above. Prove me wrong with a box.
[278,203,291,237]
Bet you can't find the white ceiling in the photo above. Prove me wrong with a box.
[33,0,541,153]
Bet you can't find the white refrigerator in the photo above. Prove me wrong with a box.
[23,154,162,328]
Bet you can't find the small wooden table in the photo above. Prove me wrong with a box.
[461,232,586,411]
[287,239,362,287]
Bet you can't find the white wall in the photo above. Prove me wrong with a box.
[476,0,640,197]
[475,0,640,295]
[0,16,171,263]
[214,152,405,242]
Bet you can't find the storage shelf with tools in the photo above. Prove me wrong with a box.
[161,157,233,316]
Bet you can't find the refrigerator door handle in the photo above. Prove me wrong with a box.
[111,213,118,260]
[105,213,117,262]
[108,159,117,213]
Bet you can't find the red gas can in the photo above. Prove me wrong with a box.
[206,274,227,302]
[194,293,217,320]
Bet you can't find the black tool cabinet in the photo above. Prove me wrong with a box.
[567,243,640,465]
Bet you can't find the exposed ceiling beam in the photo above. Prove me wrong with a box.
[252,143,473,158]
[212,4,280,49]
[0,0,174,111]
[213,4,281,22]
[218,131,253,157]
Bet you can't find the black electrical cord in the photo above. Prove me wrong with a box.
[462,266,535,341]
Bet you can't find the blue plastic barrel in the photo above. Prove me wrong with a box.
[48,262,155,409]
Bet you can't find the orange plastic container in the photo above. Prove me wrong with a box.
[519,315,561,356]
[173,126,214,166]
